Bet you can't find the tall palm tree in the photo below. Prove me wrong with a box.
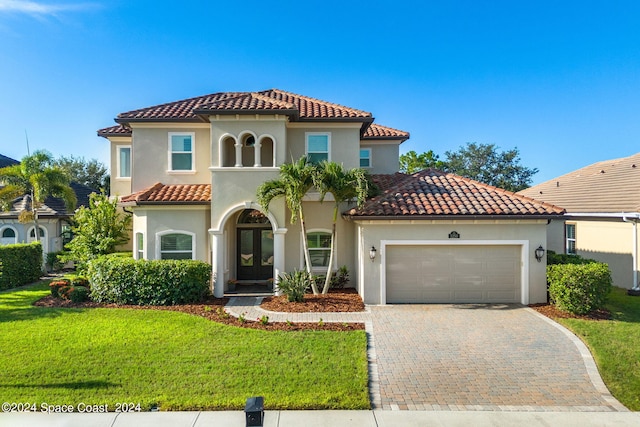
[0,150,76,242]
[315,161,370,294]
[257,156,320,294]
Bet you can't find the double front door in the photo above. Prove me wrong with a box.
[237,227,274,280]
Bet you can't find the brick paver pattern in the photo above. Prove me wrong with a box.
[370,304,620,411]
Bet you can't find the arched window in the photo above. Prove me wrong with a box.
[28,226,45,240]
[237,209,270,225]
[158,232,195,260]
[0,227,17,245]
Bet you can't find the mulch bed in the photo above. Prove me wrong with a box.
[33,292,365,332]
[529,303,611,321]
[260,288,365,313]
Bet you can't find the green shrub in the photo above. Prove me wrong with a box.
[67,286,90,303]
[312,266,350,291]
[277,270,311,302]
[547,250,597,265]
[0,242,43,290]
[46,251,65,272]
[87,257,210,305]
[49,279,71,297]
[547,262,612,314]
[59,285,72,299]
[69,275,90,287]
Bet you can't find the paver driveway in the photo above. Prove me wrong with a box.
[368,304,625,411]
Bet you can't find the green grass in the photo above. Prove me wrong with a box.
[0,282,369,410]
[555,287,640,411]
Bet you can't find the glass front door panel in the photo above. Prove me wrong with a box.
[261,230,274,266]
[240,229,253,266]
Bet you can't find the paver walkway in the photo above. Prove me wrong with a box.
[225,298,627,412]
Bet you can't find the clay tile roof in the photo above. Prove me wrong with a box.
[194,92,298,115]
[346,170,565,218]
[518,152,640,213]
[97,124,132,137]
[111,89,373,123]
[120,183,211,205]
[363,123,410,141]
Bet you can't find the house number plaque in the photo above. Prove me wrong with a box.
[448,231,460,239]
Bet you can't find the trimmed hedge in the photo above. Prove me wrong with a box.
[547,250,597,265]
[0,242,43,290]
[87,256,210,305]
[547,262,612,314]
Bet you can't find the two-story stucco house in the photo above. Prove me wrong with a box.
[98,89,563,305]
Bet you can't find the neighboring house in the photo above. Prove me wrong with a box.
[0,154,19,169]
[0,177,96,255]
[98,89,563,304]
[519,152,640,291]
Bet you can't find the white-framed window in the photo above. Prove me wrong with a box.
[168,132,195,172]
[306,230,332,269]
[566,223,576,255]
[359,148,372,168]
[27,226,47,253]
[135,232,144,260]
[0,226,17,245]
[116,145,131,178]
[157,231,195,260]
[306,133,330,164]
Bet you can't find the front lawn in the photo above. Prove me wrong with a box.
[555,287,640,411]
[0,282,369,410]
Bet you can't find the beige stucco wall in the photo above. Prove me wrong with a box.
[133,206,210,262]
[573,219,637,289]
[361,142,400,174]
[130,124,211,191]
[0,218,62,254]
[354,220,550,305]
[108,136,133,197]
[286,124,361,169]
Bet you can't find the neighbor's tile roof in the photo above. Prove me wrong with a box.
[0,182,96,218]
[120,183,211,204]
[346,170,565,218]
[518,152,640,213]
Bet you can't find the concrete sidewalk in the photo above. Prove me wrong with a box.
[1,410,639,427]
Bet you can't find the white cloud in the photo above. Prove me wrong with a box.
[0,1,97,16]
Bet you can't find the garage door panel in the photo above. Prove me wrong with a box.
[386,245,521,303]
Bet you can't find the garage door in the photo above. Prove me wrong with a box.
[386,245,521,303]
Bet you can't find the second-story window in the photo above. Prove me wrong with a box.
[306,133,330,164]
[169,132,195,171]
[359,148,371,168]
[117,146,131,178]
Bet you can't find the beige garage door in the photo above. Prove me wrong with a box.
[386,245,521,303]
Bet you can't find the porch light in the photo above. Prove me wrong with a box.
[535,245,545,262]
[369,246,377,262]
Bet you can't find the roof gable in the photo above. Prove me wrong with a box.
[518,152,640,213]
[0,182,97,218]
[347,170,565,218]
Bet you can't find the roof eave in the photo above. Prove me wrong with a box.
[344,213,565,221]
[193,108,299,119]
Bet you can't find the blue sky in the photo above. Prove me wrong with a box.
[1,0,639,185]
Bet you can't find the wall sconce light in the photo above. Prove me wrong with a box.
[535,245,545,262]
[369,246,377,262]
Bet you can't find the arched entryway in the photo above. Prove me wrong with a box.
[236,209,274,281]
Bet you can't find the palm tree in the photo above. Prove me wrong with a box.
[314,161,370,294]
[257,156,320,294]
[0,150,76,242]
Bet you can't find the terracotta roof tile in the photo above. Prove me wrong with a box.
[518,152,640,213]
[121,183,211,204]
[111,89,373,123]
[97,124,131,137]
[363,123,409,141]
[347,170,565,218]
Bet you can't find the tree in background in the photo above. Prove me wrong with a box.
[60,192,131,272]
[314,161,371,294]
[54,155,110,194]
[0,150,76,241]
[400,143,538,192]
[444,143,538,192]
[399,150,446,174]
